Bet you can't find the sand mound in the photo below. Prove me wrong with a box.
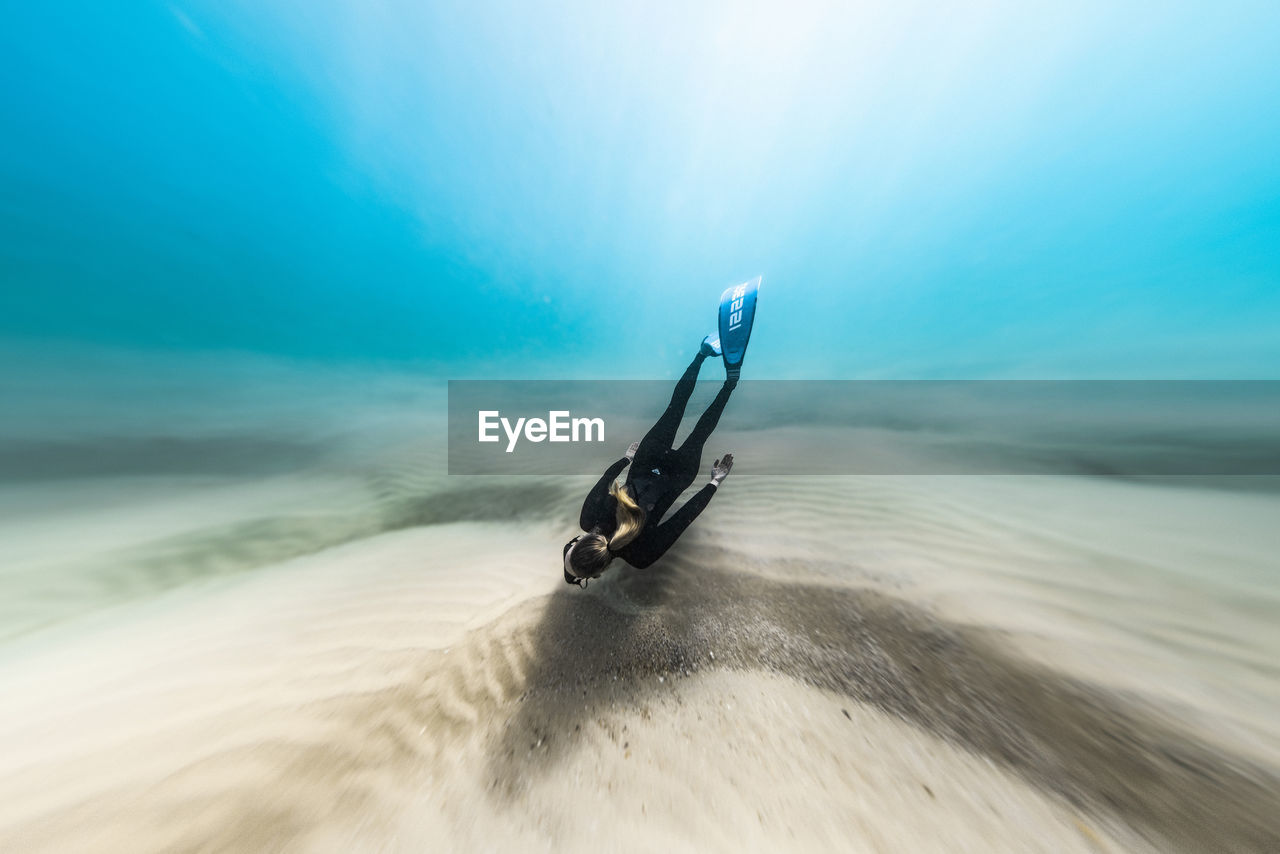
[2,412,1279,854]
[0,521,1154,854]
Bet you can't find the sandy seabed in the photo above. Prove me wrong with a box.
[0,415,1278,852]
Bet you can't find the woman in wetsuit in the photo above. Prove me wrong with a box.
[563,337,736,585]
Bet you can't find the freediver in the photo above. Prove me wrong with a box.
[562,336,736,585]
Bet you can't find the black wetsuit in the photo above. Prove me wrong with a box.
[578,352,735,568]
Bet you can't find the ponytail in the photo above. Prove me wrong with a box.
[608,480,646,550]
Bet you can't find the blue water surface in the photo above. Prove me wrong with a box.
[2,0,1278,378]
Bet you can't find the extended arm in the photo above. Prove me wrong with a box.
[623,483,719,568]
[624,453,733,568]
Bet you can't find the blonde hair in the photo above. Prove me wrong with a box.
[569,533,613,577]
[566,482,648,580]
[608,480,646,550]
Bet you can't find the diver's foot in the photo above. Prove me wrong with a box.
[700,335,722,357]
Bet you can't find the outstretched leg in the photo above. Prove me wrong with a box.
[676,378,736,461]
[635,352,708,461]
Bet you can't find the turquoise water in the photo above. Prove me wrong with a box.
[2,0,1279,379]
[3,8,1280,847]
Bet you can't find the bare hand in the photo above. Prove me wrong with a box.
[710,452,734,485]
[625,441,640,461]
